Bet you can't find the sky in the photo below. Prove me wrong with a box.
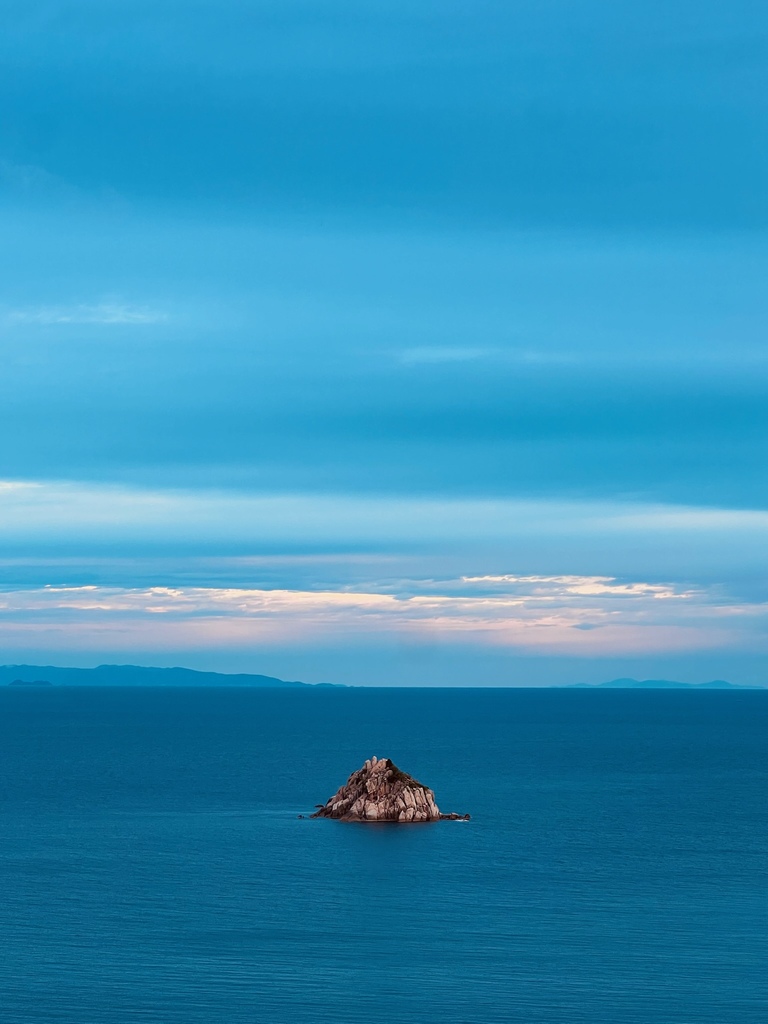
[1,0,767,685]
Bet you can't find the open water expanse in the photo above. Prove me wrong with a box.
[1,686,766,1023]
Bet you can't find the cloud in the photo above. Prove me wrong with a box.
[0,572,763,657]
[397,347,577,367]
[460,574,693,599]
[0,158,80,199]
[3,478,768,551]
[399,347,492,365]
[5,303,168,326]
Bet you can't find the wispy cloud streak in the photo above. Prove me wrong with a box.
[5,304,167,326]
[2,480,768,548]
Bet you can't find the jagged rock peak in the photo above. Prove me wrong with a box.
[311,756,470,822]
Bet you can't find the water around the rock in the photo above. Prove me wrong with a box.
[1,686,766,1024]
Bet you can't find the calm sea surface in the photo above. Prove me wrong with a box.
[1,687,766,1023]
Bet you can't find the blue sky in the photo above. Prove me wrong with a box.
[2,1,767,684]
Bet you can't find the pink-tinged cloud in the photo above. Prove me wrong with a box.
[0,575,764,657]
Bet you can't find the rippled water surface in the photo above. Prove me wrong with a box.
[1,686,766,1023]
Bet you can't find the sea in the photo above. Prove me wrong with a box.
[1,686,766,1024]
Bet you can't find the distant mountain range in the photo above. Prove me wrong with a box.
[1,664,342,688]
[572,678,764,690]
[2,666,764,689]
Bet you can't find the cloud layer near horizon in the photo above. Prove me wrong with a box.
[0,478,767,683]
[0,572,759,661]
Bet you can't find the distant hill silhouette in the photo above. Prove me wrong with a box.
[0,664,340,688]
[573,678,762,690]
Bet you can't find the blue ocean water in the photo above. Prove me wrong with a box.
[0,687,766,1024]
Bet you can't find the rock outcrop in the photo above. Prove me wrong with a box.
[311,755,470,822]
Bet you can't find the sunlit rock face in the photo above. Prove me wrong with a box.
[311,756,469,822]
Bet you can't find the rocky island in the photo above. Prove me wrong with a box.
[311,755,470,822]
